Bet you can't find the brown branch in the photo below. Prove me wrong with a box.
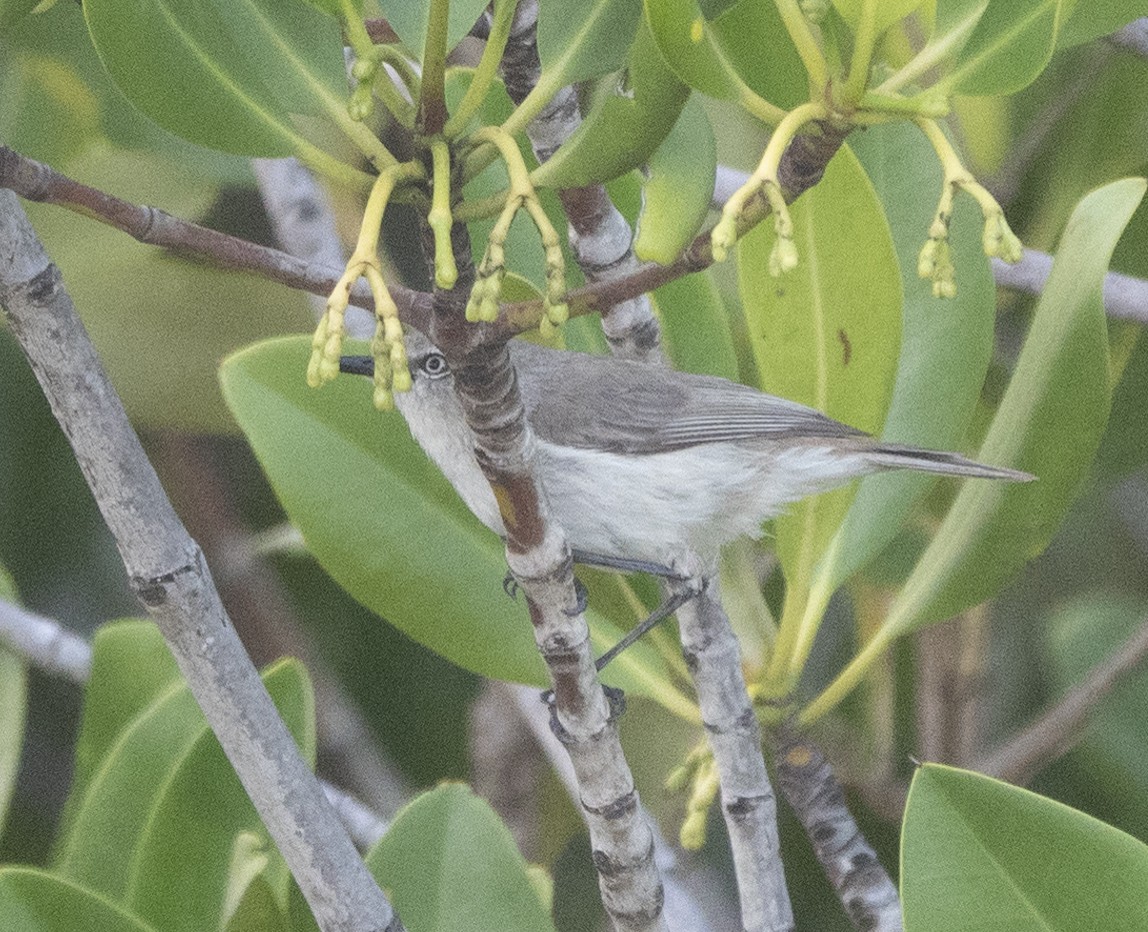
[976,612,1148,786]
[0,144,435,334]
[0,189,401,931]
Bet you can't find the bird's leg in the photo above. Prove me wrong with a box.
[595,582,701,671]
[570,549,677,578]
[568,550,705,669]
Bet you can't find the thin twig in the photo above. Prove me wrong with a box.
[0,599,92,683]
[1109,18,1148,56]
[0,145,434,333]
[677,585,794,932]
[977,613,1148,785]
[991,253,1148,324]
[772,727,903,932]
[0,191,402,932]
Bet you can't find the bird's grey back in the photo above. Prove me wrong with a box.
[508,341,864,455]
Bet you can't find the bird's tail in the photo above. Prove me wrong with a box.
[865,444,1035,483]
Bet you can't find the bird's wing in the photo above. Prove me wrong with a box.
[512,342,864,454]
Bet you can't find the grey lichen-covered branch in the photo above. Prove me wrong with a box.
[677,586,794,932]
[498,0,664,361]
[773,727,902,932]
[0,189,402,932]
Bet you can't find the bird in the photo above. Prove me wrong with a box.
[341,331,1032,666]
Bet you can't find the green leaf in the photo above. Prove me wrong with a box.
[55,620,180,849]
[55,672,210,900]
[385,0,490,59]
[633,94,715,267]
[902,764,1148,931]
[654,267,739,383]
[878,178,1144,638]
[737,145,902,587]
[83,0,359,174]
[366,784,556,932]
[1057,0,1146,48]
[707,0,809,109]
[643,0,746,99]
[942,0,1070,97]
[128,660,313,932]
[0,868,155,932]
[812,121,995,594]
[831,0,925,32]
[219,337,677,709]
[1047,593,1148,804]
[0,565,24,841]
[532,17,689,189]
[537,0,643,86]
[0,50,101,167]
[0,648,26,840]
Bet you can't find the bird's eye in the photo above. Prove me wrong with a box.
[420,352,449,379]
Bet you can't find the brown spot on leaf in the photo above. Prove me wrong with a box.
[837,327,852,366]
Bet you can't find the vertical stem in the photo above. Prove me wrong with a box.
[419,0,451,134]
[842,0,879,105]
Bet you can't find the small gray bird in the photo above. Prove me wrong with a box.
[344,331,1032,589]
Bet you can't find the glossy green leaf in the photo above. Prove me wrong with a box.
[385,0,490,58]
[878,178,1144,638]
[537,0,642,86]
[832,0,925,32]
[708,0,809,110]
[633,94,715,267]
[532,17,689,189]
[942,0,1069,97]
[1047,593,1148,802]
[24,147,313,432]
[644,0,748,100]
[0,566,23,840]
[366,784,556,932]
[0,868,155,932]
[219,337,678,709]
[812,122,995,594]
[902,764,1148,931]
[655,268,739,383]
[1057,0,1146,48]
[55,620,179,848]
[737,145,902,586]
[55,673,210,900]
[83,0,356,170]
[128,660,312,932]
